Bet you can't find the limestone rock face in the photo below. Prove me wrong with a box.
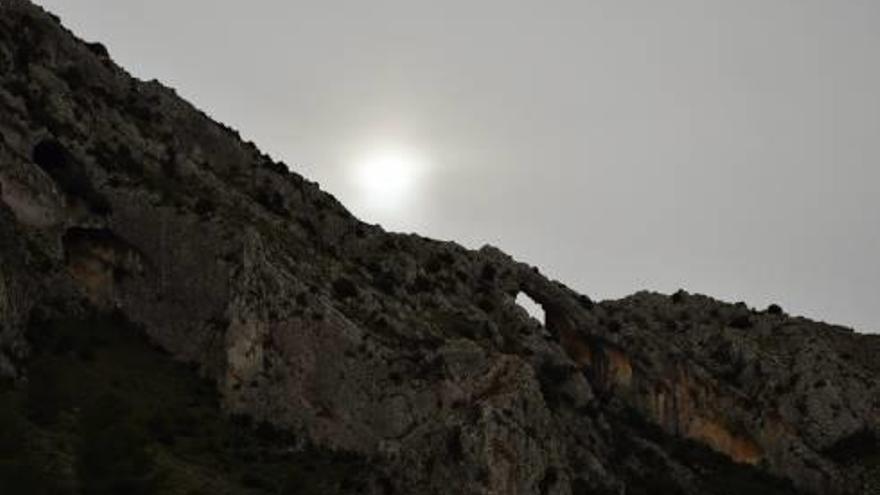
[1,1,878,493]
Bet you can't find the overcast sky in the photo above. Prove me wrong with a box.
[35,1,880,333]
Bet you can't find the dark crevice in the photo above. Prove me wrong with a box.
[31,138,111,215]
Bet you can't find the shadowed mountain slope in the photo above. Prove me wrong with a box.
[1,1,878,493]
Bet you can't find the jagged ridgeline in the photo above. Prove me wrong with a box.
[1,1,879,493]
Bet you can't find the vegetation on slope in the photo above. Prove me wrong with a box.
[0,310,370,494]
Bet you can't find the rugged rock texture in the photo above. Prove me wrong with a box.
[1,1,878,493]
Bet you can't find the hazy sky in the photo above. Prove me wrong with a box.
[35,1,880,333]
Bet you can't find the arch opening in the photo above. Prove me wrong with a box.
[515,291,546,326]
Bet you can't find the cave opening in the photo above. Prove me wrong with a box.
[31,139,112,215]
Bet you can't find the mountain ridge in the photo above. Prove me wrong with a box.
[1,1,878,493]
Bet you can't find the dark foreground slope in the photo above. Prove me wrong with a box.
[1,312,370,494]
[0,1,878,493]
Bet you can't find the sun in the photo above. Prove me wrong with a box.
[350,146,427,212]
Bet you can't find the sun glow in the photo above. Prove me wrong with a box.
[350,146,428,212]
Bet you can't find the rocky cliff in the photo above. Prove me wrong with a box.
[1,1,878,493]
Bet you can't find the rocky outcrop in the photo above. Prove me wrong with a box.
[1,1,878,493]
